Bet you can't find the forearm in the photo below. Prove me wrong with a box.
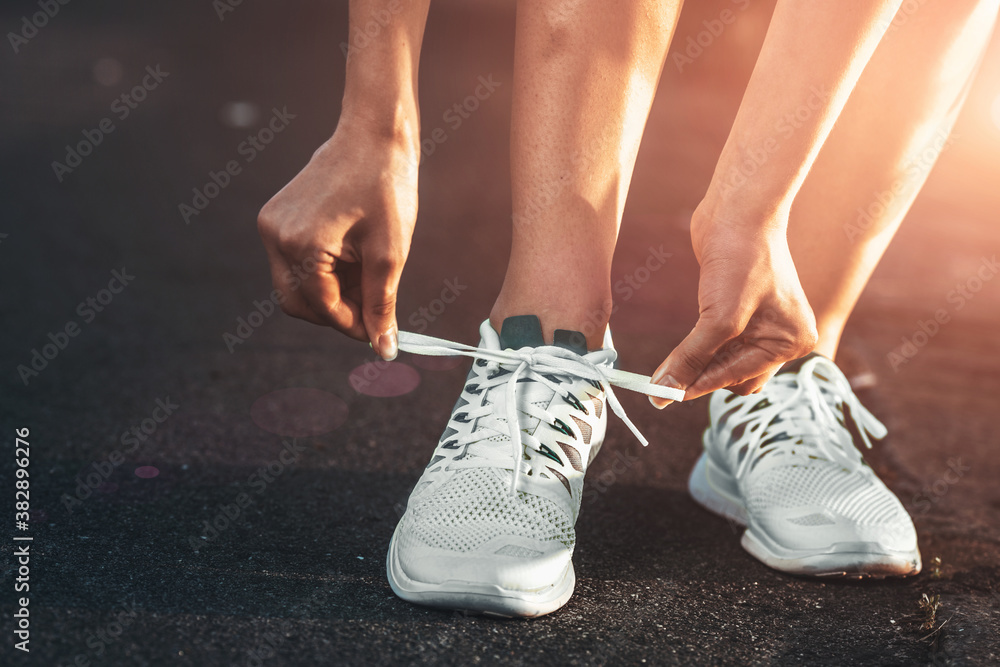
[338,0,431,151]
[702,0,903,223]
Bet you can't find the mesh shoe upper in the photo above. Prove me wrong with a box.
[397,468,576,554]
[705,353,917,553]
[393,319,611,587]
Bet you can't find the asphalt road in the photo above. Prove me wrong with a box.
[2,1,1000,665]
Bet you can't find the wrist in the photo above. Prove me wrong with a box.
[340,50,421,151]
[690,198,790,256]
[695,185,791,234]
[336,100,420,156]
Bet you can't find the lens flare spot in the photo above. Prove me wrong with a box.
[349,361,421,397]
[219,101,262,129]
[92,57,123,86]
[134,466,159,479]
[251,388,349,437]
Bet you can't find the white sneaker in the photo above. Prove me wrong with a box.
[689,353,921,578]
[386,316,680,617]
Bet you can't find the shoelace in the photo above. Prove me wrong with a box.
[730,355,887,480]
[397,330,684,496]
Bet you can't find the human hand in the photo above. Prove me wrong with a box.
[650,204,818,406]
[257,126,418,360]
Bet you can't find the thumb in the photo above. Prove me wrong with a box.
[360,255,402,361]
[649,318,734,409]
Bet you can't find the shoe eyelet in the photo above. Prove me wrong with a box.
[564,393,587,414]
[537,444,563,465]
[552,418,574,438]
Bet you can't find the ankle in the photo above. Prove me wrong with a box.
[813,325,844,360]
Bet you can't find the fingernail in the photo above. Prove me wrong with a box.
[649,396,673,410]
[378,330,398,361]
[652,370,681,388]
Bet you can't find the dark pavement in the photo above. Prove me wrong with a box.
[2,1,1000,665]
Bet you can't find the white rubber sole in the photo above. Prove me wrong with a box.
[386,526,575,618]
[688,447,921,579]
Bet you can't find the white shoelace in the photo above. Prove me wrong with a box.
[397,330,684,496]
[729,355,887,480]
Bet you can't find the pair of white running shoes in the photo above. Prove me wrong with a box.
[386,316,921,618]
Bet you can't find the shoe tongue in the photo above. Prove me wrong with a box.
[776,351,826,376]
[498,315,588,356]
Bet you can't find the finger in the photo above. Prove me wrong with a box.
[725,368,778,396]
[268,250,365,339]
[296,255,366,340]
[649,317,737,409]
[275,285,331,326]
[685,343,785,399]
[264,251,331,326]
[360,251,404,360]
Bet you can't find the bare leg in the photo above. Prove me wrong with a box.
[790,0,999,359]
[490,0,684,350]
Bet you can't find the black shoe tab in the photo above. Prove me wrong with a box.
[499,315,545,351]
[553,329,588,356]
[499,315,589,355]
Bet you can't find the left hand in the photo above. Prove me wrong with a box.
[649,204,818,407]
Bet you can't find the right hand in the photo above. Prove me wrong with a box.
[257,127,419,360]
